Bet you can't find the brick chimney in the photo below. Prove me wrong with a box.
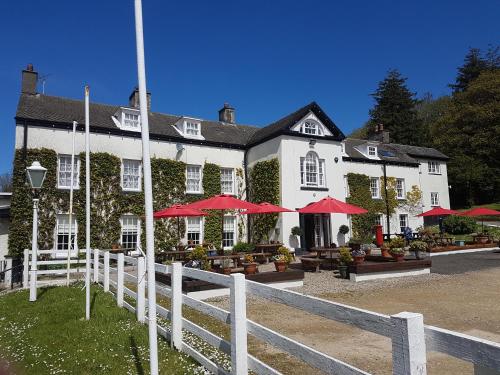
[373,123,390,143]
[129,87,151,111]
[21,64,38,95]
[218,103,235,124]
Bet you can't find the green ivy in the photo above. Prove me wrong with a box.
[248,158,280,243]
[9,149,187,257]
[201,163,222,248]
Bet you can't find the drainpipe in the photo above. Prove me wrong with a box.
[243,148,251,243]
[383,162,391,239]
[22,120,28,164]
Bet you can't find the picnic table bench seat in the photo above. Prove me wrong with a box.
[300,257,323,272]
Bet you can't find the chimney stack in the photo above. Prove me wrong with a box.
[21,64,38,95]
[129,87,151,111]
[218,103,235,124]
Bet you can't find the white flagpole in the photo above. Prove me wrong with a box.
[133,1,159,373]
[67,121,77,286]
[84,86,91,320]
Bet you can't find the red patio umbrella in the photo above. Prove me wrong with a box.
[184,194,260,249]
[153,204,206,241]
[298,196,368,214]
[458,207,500,233]
[416,207,458,217]
[242,202,295,214]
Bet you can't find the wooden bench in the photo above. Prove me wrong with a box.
[300,257,323,272]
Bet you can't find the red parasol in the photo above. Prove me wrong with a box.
[458,207,500,233]
[298,196,368,214]
[242,202,295,214]
[153,204,206,242]
[416,207,458,217]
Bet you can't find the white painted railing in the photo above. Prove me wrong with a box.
[91,250,500,375]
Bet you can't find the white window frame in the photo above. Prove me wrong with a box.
[223,216,236,249]
[186,165,202,194]
[431,192,439,206]
[300,120,324,136]
[344,175,350,198]
[300,151,326,188]
[121,159,142,192]
[185,121,200,137]
[399,214,408,233]
[428,161,441,174]
[368,146,377,157]
[370,177,380,199]
[396,178,405,199]
[186,217,203,245]
[55,214,77,252]
[57,155,80,189]
[120,215,141,251]
[220,168,235,195]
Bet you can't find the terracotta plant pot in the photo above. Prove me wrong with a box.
[391,253,405,262]
[381,248,391,258]
[222,268,232,275]
[364,248,372,256]
[274,261,287,272]
[475,236,489,244]
[353,255,365,264]
[243,263,258,275]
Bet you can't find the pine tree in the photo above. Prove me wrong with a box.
[367,69,422,145]
[450,48,488,93]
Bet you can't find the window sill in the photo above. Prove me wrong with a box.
[300,186,329,192]
[428,172,442,175]
[58,186,80,190]
[186,191,203,195]
[122,188,142,193]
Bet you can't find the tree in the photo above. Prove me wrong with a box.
[367,69,423,145]
[432,69,500,206]
[415,93,453,147]
[0,173,12,192]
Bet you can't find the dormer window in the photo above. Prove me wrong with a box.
[368,146,377,156]
[185,121,200,136]
[112,108,141,132]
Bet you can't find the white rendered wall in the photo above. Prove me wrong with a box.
[0,219,8,261]
[416,159,450,210]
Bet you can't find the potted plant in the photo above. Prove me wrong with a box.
[272,254,288,272]
[339,225,349,236]
[409,240,428,260]
[291,226,302,237]
[381,242,391,258]
[360,242,376,256]
[187,245,209,270]
[111,242,122,252]
[242,254,258,275]
[388,237,406,262]
[351,248,366,264]
[338,247,353,279]
[221,259,232,275]
[348,238,362,252]
[232,242,255,254]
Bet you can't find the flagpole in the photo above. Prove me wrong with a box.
[67,121,77,286]
[133,1,159,373]
[84,86,91,320]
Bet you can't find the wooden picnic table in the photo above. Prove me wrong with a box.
[254,243,282,255]
[309,248,340,270]
[206,252,273,268]
[158,250,192,262]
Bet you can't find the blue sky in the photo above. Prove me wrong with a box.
[0,0,498,175]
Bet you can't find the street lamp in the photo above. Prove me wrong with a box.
[26,161,47,302]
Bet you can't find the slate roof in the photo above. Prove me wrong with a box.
[343,138,448,165]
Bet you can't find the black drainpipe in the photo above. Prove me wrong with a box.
[383,161,391,239]
[243,148,251,243]
[22,120,28,163]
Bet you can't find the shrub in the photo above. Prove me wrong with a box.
[389,237,405,249]
[291,226,302,236]
[409,240,428,252]
[338,225,350,235]
[277,246,293,263]
[443,215,476,234]
[232,242,255,253]
[244,254,254,263]
[339,247,353,265]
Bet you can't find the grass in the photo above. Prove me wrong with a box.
[0,284,208,375]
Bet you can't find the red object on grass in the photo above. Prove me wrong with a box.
[458,207,500,217]
[416,207,458,217]
[242,202,295,214]
[184,194,260,211]
[153,204,206,219]
[298,196,368,214]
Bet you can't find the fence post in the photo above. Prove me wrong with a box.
[171,262,183,350]
[136,256,146,323]
[391,312,427,375]
[104,251,110,292]
[4,257,12,289]
[117,253,124,307]
[230,273,248,375]
[474,365,500,375]
[93,249,99,283]
[23,249,29,289]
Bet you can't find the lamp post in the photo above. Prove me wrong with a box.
[26,161,47,302]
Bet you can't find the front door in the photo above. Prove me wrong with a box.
[300,214,331,250]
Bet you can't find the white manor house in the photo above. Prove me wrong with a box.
[10,65,450,254]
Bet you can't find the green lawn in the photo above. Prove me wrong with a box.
[0,284,208,375]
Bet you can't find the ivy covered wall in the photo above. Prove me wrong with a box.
[201,163,222,248]
[248,158,280,242]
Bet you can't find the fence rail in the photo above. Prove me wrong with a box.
[17,249,500,375]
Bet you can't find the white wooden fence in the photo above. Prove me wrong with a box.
[44,249,500,375]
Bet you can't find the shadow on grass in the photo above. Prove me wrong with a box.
[90,291,98,316]
[130,336,144,375]
[37,286,56,300]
